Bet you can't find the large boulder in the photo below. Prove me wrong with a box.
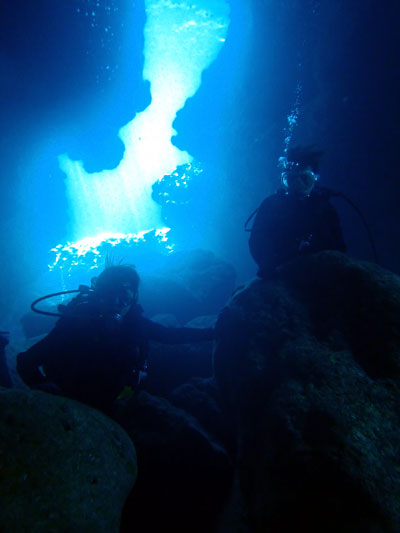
[118,391,233,533]
[214,252,400,532]
[140,249,236,323]
[169,377,234,456]
[0,388,137,532]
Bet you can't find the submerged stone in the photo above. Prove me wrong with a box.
[214,251,400,531]
[0,388,137,532]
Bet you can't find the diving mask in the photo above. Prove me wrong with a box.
[281,167,318,196]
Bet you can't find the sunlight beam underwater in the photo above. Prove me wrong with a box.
[58,0,230,248]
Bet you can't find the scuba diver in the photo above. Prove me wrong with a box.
[247,145,347,278]
[17,265,215,414]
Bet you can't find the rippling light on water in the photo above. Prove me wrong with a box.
[59,0,230,245]
[49,228,172,273]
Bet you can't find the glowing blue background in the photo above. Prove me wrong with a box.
[60,0,230,239]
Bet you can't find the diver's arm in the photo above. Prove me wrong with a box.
[140,317,215,344]
[16,327,63,387]
[17,340,49,386]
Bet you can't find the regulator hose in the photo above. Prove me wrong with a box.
[31,286,91,318]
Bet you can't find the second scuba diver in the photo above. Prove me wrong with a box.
[17,265,215,414]
[247,145,347,278]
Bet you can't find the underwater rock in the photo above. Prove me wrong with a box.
[140,249,236,323]
[148,312,181,327]
[169,377,234,455]
[160,249,236,307]
[0,388,137,532]
[144,315,216,397]
[140,274,201,323]
[214,251,400,532]
[118,390,233,533]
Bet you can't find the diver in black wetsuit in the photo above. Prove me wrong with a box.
[248,146,346,278]
[17,265,214,413]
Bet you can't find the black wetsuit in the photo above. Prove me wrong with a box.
[249,187,346,278]
[17,296,214,412]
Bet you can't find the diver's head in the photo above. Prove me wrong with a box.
[93,265,140,317]
[279,145,323,196]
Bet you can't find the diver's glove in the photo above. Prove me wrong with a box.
[298,234,313,253]
[116,386,135,401]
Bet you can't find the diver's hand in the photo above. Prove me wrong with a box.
[298,234,313,252]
